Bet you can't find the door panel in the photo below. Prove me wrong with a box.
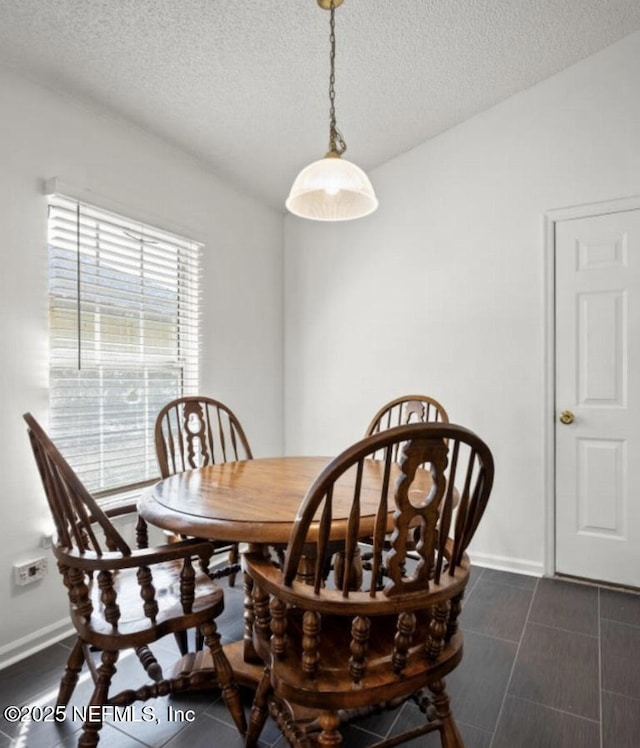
[577,438,625,536]
[555,209,640,587]
[578,290,625,405]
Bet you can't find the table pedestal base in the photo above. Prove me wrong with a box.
[224,639,265,688]
[167,640,263,690]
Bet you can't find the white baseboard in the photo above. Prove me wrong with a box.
[469,551,544,578]
[0,618,74,671]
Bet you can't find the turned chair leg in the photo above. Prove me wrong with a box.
[195,627,204,651]
[228,543,239,587]
[429,677,463,748]
[174,630,189,656]
[246,667,271,748]
[78,650,118,748]
[135,644,163,681]
[201,620,247,736]
[57,636,85,707]
[317,711,342,746]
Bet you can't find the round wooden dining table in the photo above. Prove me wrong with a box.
[138,455,416,545]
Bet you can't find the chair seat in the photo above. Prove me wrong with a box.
[71,558,224,646]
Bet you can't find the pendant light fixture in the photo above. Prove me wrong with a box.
[286,0,378,221]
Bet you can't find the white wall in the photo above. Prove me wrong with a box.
[283,31,640,574]
[0,68,284,664]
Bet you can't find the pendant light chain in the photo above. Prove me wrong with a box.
[328,0,347,156]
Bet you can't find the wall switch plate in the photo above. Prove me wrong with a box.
[13,557,48,585]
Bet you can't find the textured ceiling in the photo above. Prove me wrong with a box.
[1,0,640,211]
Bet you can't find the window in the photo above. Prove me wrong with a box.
[47,194,201,499]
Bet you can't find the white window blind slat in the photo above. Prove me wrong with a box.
[48,194,202,496]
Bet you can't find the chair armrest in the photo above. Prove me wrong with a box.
[244,549,470,617]
[54,538,214,572]
[103,502,139,520]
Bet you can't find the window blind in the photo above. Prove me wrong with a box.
[48,194,202,497]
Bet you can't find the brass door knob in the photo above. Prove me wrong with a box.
[559,410,575,425]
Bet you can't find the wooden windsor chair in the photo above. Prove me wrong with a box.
[155,396,253,590]
[244,422,494,748]
[23,412,246,747]
[365,394,449,444]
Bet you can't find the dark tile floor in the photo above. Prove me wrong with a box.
[1,567,639,747]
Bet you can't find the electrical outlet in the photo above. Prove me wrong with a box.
[13,557,48,586]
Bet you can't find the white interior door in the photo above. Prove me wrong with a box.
[555,208,640,588]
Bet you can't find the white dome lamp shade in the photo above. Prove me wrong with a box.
[286,152,378,221]
[286,0,378,222]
